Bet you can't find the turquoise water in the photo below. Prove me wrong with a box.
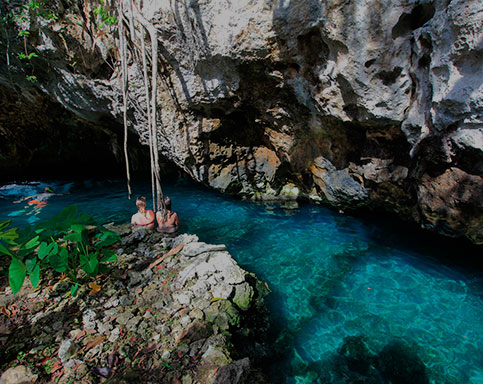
[1,179,482,383]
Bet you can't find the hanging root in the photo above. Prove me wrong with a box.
[132,3,165,212]
[119,0,132,200]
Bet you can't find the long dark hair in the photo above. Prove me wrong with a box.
[161,197,171,221]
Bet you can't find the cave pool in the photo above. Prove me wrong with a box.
[0,178,482,384]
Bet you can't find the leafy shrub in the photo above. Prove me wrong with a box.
[0,205,121,295]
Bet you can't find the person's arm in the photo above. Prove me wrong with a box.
[146,210,155,226]
[13,195,34,203]
[131,214,137,226]
[174,213,180,227]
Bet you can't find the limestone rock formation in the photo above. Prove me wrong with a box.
[0,225,269,383]
[0,0,481,242]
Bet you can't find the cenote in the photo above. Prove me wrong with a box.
[1,178,482,384]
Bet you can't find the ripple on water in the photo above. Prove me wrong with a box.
[0,179,481,383]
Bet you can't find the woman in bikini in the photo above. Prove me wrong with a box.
[131,196,155,228]
[156,196,180,233]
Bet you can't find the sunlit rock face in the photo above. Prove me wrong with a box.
[141,0,482,242]
[1,0,481,242]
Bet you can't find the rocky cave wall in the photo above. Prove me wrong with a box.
[0,0,149,180]
[0,0,482,243]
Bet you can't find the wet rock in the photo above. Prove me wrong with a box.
[202,345,231,366]
[177,320,213,344]
[233,283,254,311]
[338,336,373,374]
[0,366,38,384]
[213,358,250,384]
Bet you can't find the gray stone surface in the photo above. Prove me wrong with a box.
[58,340,78,363]
[2,0,480,246]
[182,242,227,257]
[0,366,38,384]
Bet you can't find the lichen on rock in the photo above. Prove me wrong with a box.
[0,225,269,383]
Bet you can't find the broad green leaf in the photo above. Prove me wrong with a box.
[23,235,40,250]
[9,257,26,294]
[80,250,88,269]
[0,227,19,244]
[96,230,121,247]
[100,249,117,263]
[49,247,68,273]
[29,264,40,288]
[25,257,37,273]
[70,283,79,297]
[64,232,83,243]
[0,220,12,232]
[71,224,86,233]
[0,241,13,256]
[82,253,99,277]
[17,246,36,258]
[75,213,95,226]
[38,241,54,260]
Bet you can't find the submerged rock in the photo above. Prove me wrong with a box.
[376,342,429,384]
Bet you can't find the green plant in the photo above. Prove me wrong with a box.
[0,205,121,295]
[44,358,54,374]
[93,0,117,29]
[16,350,27,362]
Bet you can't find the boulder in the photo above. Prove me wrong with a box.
[0,366,38,384]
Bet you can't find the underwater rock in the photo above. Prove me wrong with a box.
[338,336,373,374]
[376,341,429,384]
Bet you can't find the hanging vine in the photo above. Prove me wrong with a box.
[117,0,165,212]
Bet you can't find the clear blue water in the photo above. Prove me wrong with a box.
[1,179,482,383]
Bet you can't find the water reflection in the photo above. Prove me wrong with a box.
[0,178,482,383]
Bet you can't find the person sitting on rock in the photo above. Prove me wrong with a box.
[156,196,180,234]
[131,196,155,228]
